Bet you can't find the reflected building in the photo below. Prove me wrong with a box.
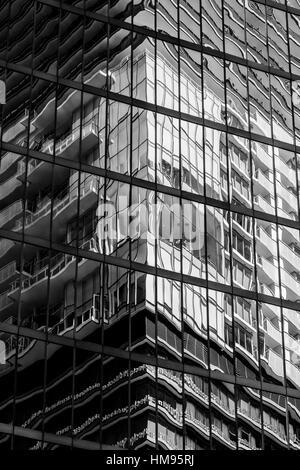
[0,0,300,450]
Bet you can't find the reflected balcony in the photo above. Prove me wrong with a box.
[279,241,300,272]
[23,158,69,197]
[276,158,296,184]
[238,438,260,451]
[24,119,101,194]
[0,288,16,321]
[252,144,273,172]
[0,238,18,265]
[0,152,21,179]
[250,110,271,139]
[260,347,300,391]
[41,119,100,160]
[253,169,274,198]
[276,185,297,213]
[15,176,99,240]
[233,312,257,335]
[253,195,274,214]
[280,268,300,301]
[51,295,107,338]
[5,295,104,366]
[284,333,300,361]
[260,297,281,320]
[256,255,278,286]
[0,260,19,291]
[211,424,236,449]
[259,283,275,297]
[280,223,300,246]
[285,309,300,333]
[32,70,108,131]
[237,406,261,431]
[260,347,284,382]
[261,317,282,348]
[263,421,288,447]
[0,200,23,230]
[0,159,25,207]
[8,236,99,309]
[147,430,180,451]
[286,360,300,389]
[235,343,259,367]
[255,226,277,257]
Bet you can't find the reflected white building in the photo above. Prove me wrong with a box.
[0,0,300,451]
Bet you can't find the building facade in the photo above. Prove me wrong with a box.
[0,0,300,450]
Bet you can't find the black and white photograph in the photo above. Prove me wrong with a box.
[0,0,300,458]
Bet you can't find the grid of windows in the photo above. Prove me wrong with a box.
[0,0,300,450]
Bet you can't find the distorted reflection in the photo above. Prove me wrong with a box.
[0,0,300,451]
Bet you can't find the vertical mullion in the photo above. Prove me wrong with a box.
[126,0,134,450]
[154,0,159,451]
[265,3,291,450]
[283,0,300,449]
[35,0,63,449]
[5,0,19,451]
[221,0,239,451]
[243,0,266,451]
[69,4,85,450]
[177,0,187,452]
[199,0,213,450]
[99,1,110,450]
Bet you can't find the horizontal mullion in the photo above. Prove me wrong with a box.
[2,138,300,232]
[2,58,300,158]
[35,0,300,83]
[1,226,300,313]
[0,422,116,450]
[0,320,299,398]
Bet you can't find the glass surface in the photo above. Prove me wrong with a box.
[1,0,300,450]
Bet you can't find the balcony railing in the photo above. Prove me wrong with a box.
[0,152,21,175]
[276,183,297,211]
[0,200,23,228]
[10,236,97,293]
[0,290,14,311]
[5,335,32,356]
[279,240,300,270]
[254,194,275,214]
[275,158,296,183]
[254,168,274,195]
[0,261,17,284]
[261,317,282,345]
[280,268,300,300]
[0,238,15,258]
[50,295,105,336]
[40,118,99,156]
[256,226,277,255]
[252,143,273,169]
[0,160,25,199]
[261,347,284,377]
[238,437,260,451]
[15,175,98,232]
[5,296,104,361]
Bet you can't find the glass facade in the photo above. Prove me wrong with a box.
[0,0,300,451]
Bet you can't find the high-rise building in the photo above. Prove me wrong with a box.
[0,0,300,451]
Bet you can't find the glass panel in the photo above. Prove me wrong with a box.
[224,0,246,59]
[184,374,210,449]
[237,385,263,450]
[211,379,237,449]
[283,307,300,391]
[245,2,268,65]
[262,391,288,449]
[202,0,223,51]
